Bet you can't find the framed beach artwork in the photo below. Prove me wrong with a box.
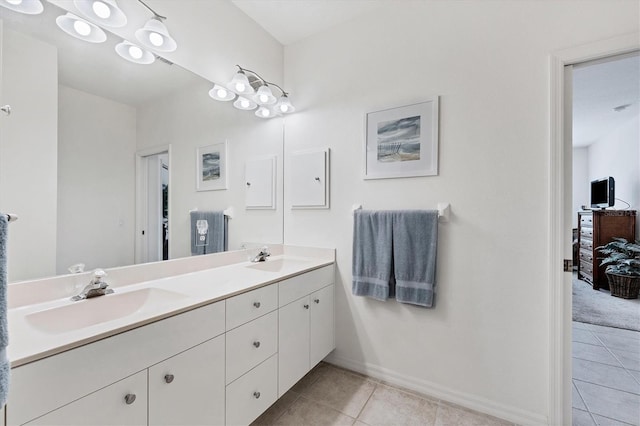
[196,141,228,191]
[364,97,439,179]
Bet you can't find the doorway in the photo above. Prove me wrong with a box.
[548,34,640,426]
[136,146,171,264]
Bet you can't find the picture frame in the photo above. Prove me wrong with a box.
[364,97,439,179]
[196,141,228,191]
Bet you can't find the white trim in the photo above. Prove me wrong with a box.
[135,144,172,264]
[325,354,546,426]
[548,33,639,426]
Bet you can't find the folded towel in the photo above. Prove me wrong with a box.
[352,210,394,301]
[190,211,228,255]
[393,210,438,307]
[0,214,10,405]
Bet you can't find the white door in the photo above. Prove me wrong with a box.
[310,284,335,367]
[26,371,147,426]
[148,335,225,426]
[278,296,310,397]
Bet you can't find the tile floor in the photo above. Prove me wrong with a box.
[252,363,515,426]
[572,321,640,426]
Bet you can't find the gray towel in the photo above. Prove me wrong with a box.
[190,211,228,255]
[393,210,438,307]
[352,210,394,301]
[0,214,10,405]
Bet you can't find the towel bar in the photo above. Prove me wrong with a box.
[1,213,18,223]
[352,203,450,222]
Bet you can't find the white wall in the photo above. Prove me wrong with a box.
[136,79,284,259]
[282,1,639,424]
[572,147,589,227]
[588,114,640,215]
[57,86,136,274]
[0,28,57,282]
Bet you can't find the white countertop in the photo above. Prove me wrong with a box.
[8,248,334,368]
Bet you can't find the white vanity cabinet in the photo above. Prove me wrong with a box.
[278,265,335,397]
[148,335,225,426]
[25,371,147,426]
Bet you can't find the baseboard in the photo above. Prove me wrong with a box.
[324,354,548,426]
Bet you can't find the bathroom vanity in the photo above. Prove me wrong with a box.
[5,246,335,426]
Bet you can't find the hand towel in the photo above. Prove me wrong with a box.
[392,210,438,307]
[190,211,227,255]
[352,210,394,301]
[0,214,10,406]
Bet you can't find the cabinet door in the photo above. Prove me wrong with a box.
[148,335,225,426]
[26,371,147,426]
[310,284,335,367]
[278,296,310,397]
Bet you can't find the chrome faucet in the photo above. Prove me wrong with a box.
[71,269,114,301]
[251,246,271,263]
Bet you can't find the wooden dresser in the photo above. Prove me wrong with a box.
[578,210,637,290]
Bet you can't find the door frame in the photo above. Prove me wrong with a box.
[548,32,639,426]
[135,144,172,264]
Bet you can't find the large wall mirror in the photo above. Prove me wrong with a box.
[0,2,284,283]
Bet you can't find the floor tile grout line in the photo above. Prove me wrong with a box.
[572,382,600,425]
[573,377,640,397]
[573,354,625,369]
[354,382,378,422]
[574,379,640,426]
[593,333,640,385]
[572,380,589,412]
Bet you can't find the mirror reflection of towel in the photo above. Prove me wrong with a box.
[190,211,228,255]
[0,214,10,405]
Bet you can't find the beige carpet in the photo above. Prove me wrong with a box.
[572,274,640,331]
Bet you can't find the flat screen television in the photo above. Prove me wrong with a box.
[590,177,615,209]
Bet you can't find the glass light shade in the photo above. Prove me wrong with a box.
[276,94,295,113]
[135,18,177,52]
[115,41,155,65]
[255,106,275,119]
[208,84,236,101]
[74,0,127,28]
[254,85,276,105]
[233,96,257,111]
[0,0,43,14]
[227,71,254,95]
[56,13,107,43]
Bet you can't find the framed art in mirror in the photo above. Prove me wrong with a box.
[364,97,439,180]
[197,141,228,191]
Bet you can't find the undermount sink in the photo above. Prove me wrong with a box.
[246,258,311,272]
[26,288,187,334]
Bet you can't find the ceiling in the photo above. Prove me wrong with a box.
[572,53,640,148]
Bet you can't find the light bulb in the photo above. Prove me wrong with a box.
[149,32,163,47]
[217,88,228,98]
[259,94,269,103]
[92,1,111,18]
[73,20,91,36]
[240,99,250,108]
[279,104,289,113]
[260,109,270,117]
[128,45,143,59]
[235,82,246,92]
[7,0,23,5]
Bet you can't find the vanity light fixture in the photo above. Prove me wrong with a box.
[56,12,107,43]
[134,0,176,52]
[209,65,295,119]
[115,40,155,64]
[0,0,44,15]
[74,0,127,28]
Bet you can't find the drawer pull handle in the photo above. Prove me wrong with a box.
[304,304,310,309]
[314,298,320,304]
[253,391,261,399]
[164,374,175,384]
[253,301,261,308]
[253,341,261,348]
[124,394,136,405]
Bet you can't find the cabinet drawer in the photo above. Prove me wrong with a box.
[580,215,593,228]
[226,354,277,426]
[279,264,334,307]
[25,370,147,426]
[580,260,594,275]
[9,301,225,426]
[579,238,593,251]
[226,284,277,331]
[579,249,594,264]
[580,227,593,238]
[226,310,277,384]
